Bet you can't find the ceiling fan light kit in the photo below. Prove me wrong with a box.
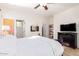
[43,5,48,10]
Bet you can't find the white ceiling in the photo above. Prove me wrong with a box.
[0,3,79,17]
[33,3,79,16]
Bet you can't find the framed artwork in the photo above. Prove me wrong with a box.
[2,18,14,35]
[31,26,39,32]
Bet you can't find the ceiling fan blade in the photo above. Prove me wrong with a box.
[34,4,40,9]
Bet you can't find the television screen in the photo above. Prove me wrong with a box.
[60,23,76,31]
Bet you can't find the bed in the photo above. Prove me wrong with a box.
[0,36,64,56]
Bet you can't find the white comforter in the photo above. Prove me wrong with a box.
[0,36,64,56]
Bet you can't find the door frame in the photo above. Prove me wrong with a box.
[16,20,25,38]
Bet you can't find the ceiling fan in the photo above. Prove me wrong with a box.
[34,3,54,10]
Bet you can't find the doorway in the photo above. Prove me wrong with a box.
[16,20,25,38]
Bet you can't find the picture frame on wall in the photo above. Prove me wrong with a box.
[2,18,14,35]
[31,25,39,32]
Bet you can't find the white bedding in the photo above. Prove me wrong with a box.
[0,35,16,56]
[0,36,64,56]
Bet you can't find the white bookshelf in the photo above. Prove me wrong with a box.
[49,24,53,39]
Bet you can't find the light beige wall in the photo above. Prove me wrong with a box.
[49,16,53,24]
[0,11,2,30]
[0,4,50,37]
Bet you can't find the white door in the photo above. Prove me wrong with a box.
[42,24,49,37]
[16,20,25,38]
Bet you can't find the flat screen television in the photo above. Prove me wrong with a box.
[60,23,76,31]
